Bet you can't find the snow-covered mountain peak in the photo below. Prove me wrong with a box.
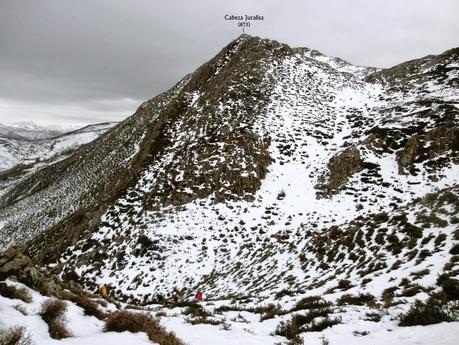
[0,37,457,337]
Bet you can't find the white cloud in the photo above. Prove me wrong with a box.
[0,97,139,127]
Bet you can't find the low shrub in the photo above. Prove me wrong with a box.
[399,284,425,297]
[0,325,32,345]
[304,316,342,332]
[275,289,297,299]
[104,310,185,345]
[275,308,334,340]
[48,318,71,340]
[215,302,285,319]
[14,304,28,315]
[70,294,106,319]
[365,311,382,322]
[183,304,210,318]
[260,303,285,321]
[450,244,459,255]
[299,308,332,325]
[293,296,331,311]
[399,294,459,326]
[214,305,244,313]
[40,299,67,324]
[275,317,301,341]
[337,293,375,306]
[410,269,430,280]
[0,283,32,303]
[185,316,222,325]
[39,299,71,339]
[337,279,353,290]
[442,278,459,300]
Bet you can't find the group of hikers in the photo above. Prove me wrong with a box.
[98,283,203,303]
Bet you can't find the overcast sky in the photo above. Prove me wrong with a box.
[0,0,458,128]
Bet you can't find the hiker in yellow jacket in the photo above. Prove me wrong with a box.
[99,284,108,298]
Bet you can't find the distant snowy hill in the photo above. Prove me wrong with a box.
[0,122,117,171]
[0,122,72,140]
[0,35,458,344]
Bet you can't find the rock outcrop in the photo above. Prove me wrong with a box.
[0,246,78,296]
[397,124,459,174]
[320,147,363,194]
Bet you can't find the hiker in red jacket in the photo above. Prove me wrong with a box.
[196,290,203,302]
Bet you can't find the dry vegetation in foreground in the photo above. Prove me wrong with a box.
[0,283,32,303]
[39,299,71,339]
[0,325,33,345]
[104,310,185,345]
[399,293,459,326]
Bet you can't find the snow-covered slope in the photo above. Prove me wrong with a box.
[0,35,458,343]
[0,122,116,171]
[36,36,456,302]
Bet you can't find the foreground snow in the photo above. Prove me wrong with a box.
[0,281,152,345]
[1,280,458,345]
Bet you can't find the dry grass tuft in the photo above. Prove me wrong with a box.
[0,283,32,303]
[399,294,459,326]
[39,299,71,339]
[104,310,185,345]
[0,325,33,345]
[70,294,107,320]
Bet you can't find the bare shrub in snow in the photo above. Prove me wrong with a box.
[14,304,28,315]
[104,310,185,345]
[399,294,459,326]
[0,283,32,303]
[39,299,71,339]
[69,294,107,320]
[0,325,33,345]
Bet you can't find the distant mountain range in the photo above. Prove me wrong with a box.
[0,121,76,140]
[0,122,117,172]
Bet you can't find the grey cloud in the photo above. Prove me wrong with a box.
[0,0,458,126]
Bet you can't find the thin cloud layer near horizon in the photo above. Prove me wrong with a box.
[0,0,458,127]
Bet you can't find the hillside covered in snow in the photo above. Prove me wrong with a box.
[0,35,458,344]
[0,122,116,172]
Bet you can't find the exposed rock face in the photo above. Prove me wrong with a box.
[0,246,62,296]
[140,35,284,208]
[321,147,363,194]
[0,246,31,278]
[397,124,459,174]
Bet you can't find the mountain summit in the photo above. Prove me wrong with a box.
[0,36,458,311]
